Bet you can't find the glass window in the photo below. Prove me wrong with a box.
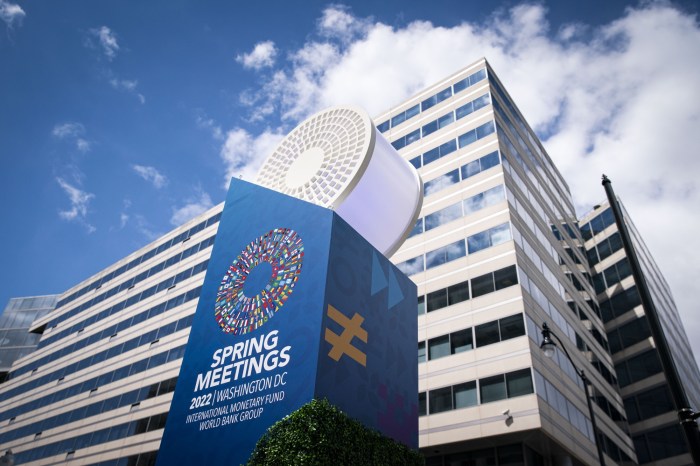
[471,272,495,298]
[494,265,518,290]
[396,256,424,276]
[428,335,450,360]
[447,281,470,305]
[406,104,420,119]
[451,329,473,353]
[439,139,457,157]
[425,202,462,231]
[427,289,448,312]
[426,240,466,270]
[417,295,425,315]
[475,321,500,347]
[498,444,524,466]
[506,369,533,397]
[455,101,474,119]
[423,147,440,165]
[409,218,423,238]
[480,151,500,170]
[636,385,674,421]
[429,386,453,414]
[453,381,477,409]
[453,78,468,94]
[424,169,460,196]
[476,121,495,139]
[480,374,507,403]
[646,425,687,461]
[418,392,427,416]
[500,314,525,341]
[436,87,452,103]
[458,129,477,148]
[467,231,490,254]
[418,342,426,363]
[421,95,437,112]
[391,112,406,127]
[377,121,390,133]
[422,120,438,137]
[473,94,490,111]
[437,113,454,129]
[470,69,486,84]
[461,159,481,180]
[409,155,421,169]
[490,223,512,246]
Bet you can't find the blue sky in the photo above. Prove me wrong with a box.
[2,0,700,363]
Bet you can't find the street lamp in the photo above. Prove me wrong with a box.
[540,323,605,466]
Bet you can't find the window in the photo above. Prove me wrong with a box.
[418,392,427,416]
[426,289,448,313]
[500,314,525,341]
[450,329,473,353]
[418,342,426,363]
[424,169,460,196]
[447,281,469,305]
[425,202,462,231]
[471,273,495,298]
[467,223,511,254]
[494,265,518,290]
[417,295,425,315]
[425,240,466,270]
[506,369,533,397]
[453,381,477,409]
[480,374,506,403]
[429,386,453,414]
[475,321,500,347]
[428,335,450,360]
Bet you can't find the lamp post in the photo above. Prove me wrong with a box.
[540,323,605,466]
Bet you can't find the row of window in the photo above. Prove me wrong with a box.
[593,256,632,294]
[419,368,533,415]
[420,151,501,200]
[0,377,177,445]
[48,235,214,330]
[13,411,169,464]
[3,306,195,403]
[10,285,201,380]
[624,385,674,425]
[586,231,622,267]
[376,68,486,132]
[580,207,615,241]
[37,259,209,350]
[633,424,688,463]
[0,344,186,423]
[424,443,539,466]
[87,451,158,466]
[419,313,525,363]
[600,285,641,323]
[392,104,496,154]
[608,316,651,354]
[419,265,518,315]
[55,212,220,310]
[397,222,512,276]
[411,183,504,239]
[615,349,662,388]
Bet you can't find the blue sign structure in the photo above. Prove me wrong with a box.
[156,179,417,465]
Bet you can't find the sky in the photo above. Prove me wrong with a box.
[1,0,700,366]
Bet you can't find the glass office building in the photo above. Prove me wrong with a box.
[0,296,58,383]
[0,58,697,465]
[579,201,700,465]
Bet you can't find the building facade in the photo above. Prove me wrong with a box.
[580,201,700,465]
[0,295,58,383]
[0,58,697,465]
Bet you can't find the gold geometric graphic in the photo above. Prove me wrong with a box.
[324,304,368,367]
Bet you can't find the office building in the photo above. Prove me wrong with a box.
[0,296,58,383]
[580,201,700,465]
[0,58,697,465]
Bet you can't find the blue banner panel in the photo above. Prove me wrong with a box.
[157,179,333,466]
[158,179,418,465]
[316,215,418,448]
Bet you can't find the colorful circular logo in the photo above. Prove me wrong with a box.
[214,228,304,335]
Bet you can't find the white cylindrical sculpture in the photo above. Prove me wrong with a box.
[256,106,423,257]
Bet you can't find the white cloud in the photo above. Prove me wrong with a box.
[0,0,25,28]
[235,2,700,366]
[170,188,214,226]
[56,177,95,232]
[219,127,284,186]
[52,122,90,152]
[132,164,168,189]
[109,78,145,104]
[90,26,119,60]
[236,40,278,70]
[196,113,224,140]
[318,4,370,43]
